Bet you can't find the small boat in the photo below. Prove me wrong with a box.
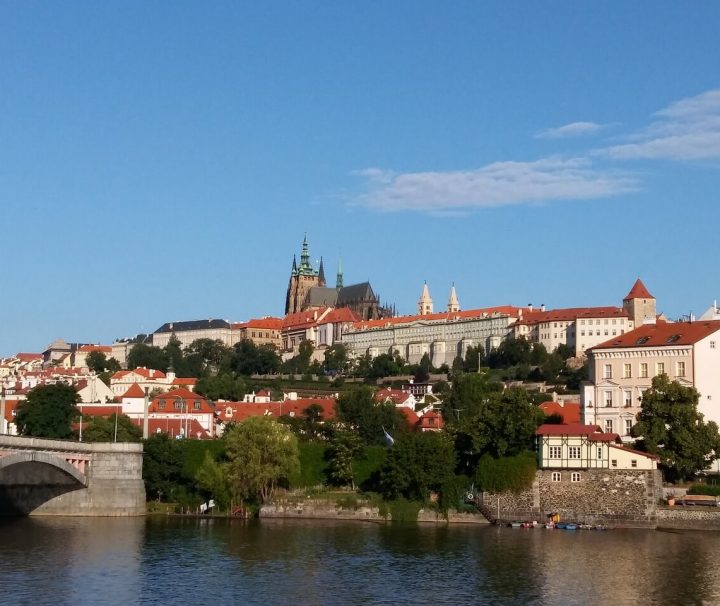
[563,524,578,531]
[555,523,566,529]
[544,522,555,529]
[508,522,523,528]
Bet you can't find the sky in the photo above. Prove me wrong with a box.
[1,2,719,356]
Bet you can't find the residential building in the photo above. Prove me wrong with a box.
[581,320,720,440]
[231,317,283,349]
[536,423,658,471]
[110,367,196,397]
[73,345,113,369]
[148,387,215,437]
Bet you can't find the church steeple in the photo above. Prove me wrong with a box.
[336,257,344,290]
[299,232,313,274]
[318,256,326,286]
[291,255,298,276]
[418,281,433,315]
[447,283,460,313]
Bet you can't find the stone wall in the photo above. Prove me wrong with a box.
[656,506,720,530]
[0,436,145,516]
[481,469,662,528]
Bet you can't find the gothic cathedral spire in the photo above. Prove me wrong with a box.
[418,281,433,315]
[447,283,460,313]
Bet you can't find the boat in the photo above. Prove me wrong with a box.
[555,523,566,529]
[563,524,578,531]
[508,522,523,528]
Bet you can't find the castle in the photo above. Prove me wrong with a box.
[284,235,392,321]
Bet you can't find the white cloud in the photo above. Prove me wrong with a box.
[353,157,637,214]
[600,89,720,160]
[535,121,604,139]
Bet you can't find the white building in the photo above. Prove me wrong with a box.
[581,320,720,439]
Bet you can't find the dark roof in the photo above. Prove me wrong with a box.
[305,287,339,307]
[337,282,375,304]
[154,319,231,334]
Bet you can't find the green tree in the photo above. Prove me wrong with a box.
[15,384,80,439]
[463,345,484,372]
[127,343,170,372]
[443,372,504,423]
[195,373,246,401]
[326,431,363,489]
[379,432,456,502]
[225,416,300,503]
[414,353,432,383]
[368,353,402,379]
[143,433,187,501]
[631,375,720,482]
[324,343,349,375]
[233,340,281,375]
[184,339,233,377]
[486,337,532,369]
[336,385,408,445]
[86,351,121,373]
[196,451,231,510]
[81,414,142,442]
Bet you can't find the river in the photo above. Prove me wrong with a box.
[1,516,719,605]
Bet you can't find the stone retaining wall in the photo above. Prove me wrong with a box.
[481,469,662,528]
[656,506,720,530]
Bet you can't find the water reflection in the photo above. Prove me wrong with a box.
[1,517,720,605]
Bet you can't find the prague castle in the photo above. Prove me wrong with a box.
[284,235,392,321]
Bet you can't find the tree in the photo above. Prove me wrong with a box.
[196,451,231,510]
[414,353,432,383]
[224,416,300,503]
[127,344,169,373]
[336,385,408,445]
[368,353,401,379]
[81,414,142,442]
[184,339,233,377]
[143,433,187,501]
[15,384,80,439]
[233,340,281,376]
[195,373,246,401]
[631,375,720,482]
[443,372,504,423]
[324,343,349,375]
[86,351,120,373]
[463,345,484,372]
[378,432,456,502]
[326,431,363,489]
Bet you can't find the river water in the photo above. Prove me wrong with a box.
[1,516,719,605]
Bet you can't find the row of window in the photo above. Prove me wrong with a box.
[581,329,622,337]
[158,400,202,411]
[603,361,685,380]
[579,319,625,326]
[549,446,606,460]
[603,418,634,436]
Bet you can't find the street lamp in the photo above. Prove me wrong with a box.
[175,395,187,439]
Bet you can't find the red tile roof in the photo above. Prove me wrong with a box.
[536,423,620,442]
[397,407,420,426]
[317,307,361,325]
[77,404,123,416]
[150,388,212,413]
[112,368,167,380]
[351,306,521,330]
[122,384,146,399]
[218,397,337,423]
[514,306,629,326]
[78,345,112,353]
[16,353,43,362]
[624,278,654,301]
[538,401,581,424]
[283,307,332,330]
[375,388,414,405]
[172,378,197,386]
[591,321,720,350]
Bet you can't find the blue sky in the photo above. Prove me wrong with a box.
[1,2,719,356]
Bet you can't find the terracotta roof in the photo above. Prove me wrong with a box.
[624,278,654,301]
[397,407,420,426]
[591,321,720,350]
[375,388,414,405]
[282,307,332,330]
[538,401,581,424]
[351,306,521,331]
[77,404,123,416]
[16,353,43,361]
[514,306,629,326]
[317,307,361,325]
[536,423,620,442]
[112,368,167,380]
[172,378,197,386]
[150,388,212,413]
[244,317,283,330]
[218,398,337,423]
[122,384,146,399]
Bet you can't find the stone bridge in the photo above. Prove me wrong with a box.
[0,435,145,516]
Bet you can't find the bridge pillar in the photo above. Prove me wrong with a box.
[0,435,146,516]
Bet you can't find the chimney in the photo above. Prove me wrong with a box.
[528,303,533,312]
[541,303,546,312]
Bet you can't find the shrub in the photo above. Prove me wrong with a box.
[688,484,720,496]
[475,452,537,493]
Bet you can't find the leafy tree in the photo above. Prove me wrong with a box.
[529,343,548,365]
[81,414,142,442]
[225,416,300,503]
[631,375,720,482]
[86,351,121,373]
[234,339,281,375]
[164,335,191,377]
[196,451,231,510]
[414,353,432,383]
[326,431,363,489]
[378,432,456,502]
[353,353,373,378]
[486,337,532,369]
[184,339,233,377]
[15,384,80,439]
[368,353,402,379]
[142,433,187,501]
[195,373,246,401]
[555,343,574,361]
[463,345,484,372]
[475,452,537,493]
[336,385,408,445]
[127,343,170,373]
[324,343,349,375]
[443,372,504,422]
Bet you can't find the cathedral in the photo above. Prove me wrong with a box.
[284,235,393,321]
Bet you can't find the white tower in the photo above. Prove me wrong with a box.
[447,284,460,313]
[418,282,434,315]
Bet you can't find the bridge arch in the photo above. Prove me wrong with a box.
[0,451,88,486]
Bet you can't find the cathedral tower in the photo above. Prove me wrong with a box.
[418,282,434,316]
[285,234,323,315]
[447,284,460,313]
